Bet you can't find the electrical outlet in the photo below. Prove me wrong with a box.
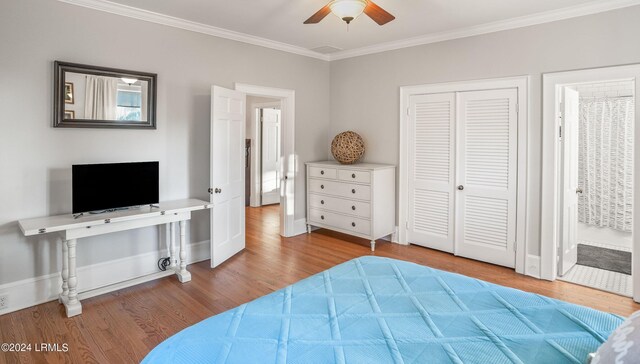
[0,294,8,310]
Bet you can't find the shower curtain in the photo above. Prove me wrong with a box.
[578,96,634,232]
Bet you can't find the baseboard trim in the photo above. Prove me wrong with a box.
[0,240,210,316]
[526,254,541,279]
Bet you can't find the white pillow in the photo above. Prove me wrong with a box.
[592,310,640,364]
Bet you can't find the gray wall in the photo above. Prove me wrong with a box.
[329,6,640,256]
[0,0,330,284]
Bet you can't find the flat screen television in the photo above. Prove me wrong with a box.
[72,161,159,214]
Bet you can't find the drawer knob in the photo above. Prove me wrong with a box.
[351,222,356,227]
[352,189,356,194]
[321,184,325,189]
[321,200,325,204]
[352,206,356,210]
[321,170,325,175]
[352,173,356,178]
[321,215,325,220]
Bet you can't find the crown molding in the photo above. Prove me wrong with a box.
[56,0,331,61]
[58,0,640,63]
[327,0,640,61]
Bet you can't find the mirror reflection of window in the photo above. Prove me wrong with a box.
[117,81,143,121]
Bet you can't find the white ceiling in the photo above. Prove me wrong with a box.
[64,0,640,60]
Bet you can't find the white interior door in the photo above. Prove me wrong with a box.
[407,93,456,252]
[261,108,281,205]
[210,85,246,268]
[455,88,518,268]
[559,87,580,276]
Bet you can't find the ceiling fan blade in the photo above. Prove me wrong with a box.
[363,1,395,25]
[304,4,332,24]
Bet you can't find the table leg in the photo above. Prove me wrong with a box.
[59,239,69,303]
[170,222,177,269]
[176,220,191,283]
[64,238,82,317]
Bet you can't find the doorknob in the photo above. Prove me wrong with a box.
[215,188,222,194]
[457,185,464,191]
[576,188,583,194]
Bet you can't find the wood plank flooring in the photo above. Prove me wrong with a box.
[1,205,638,363]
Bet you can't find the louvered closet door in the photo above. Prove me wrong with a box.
[407,93,456,252]
[455,89,517,268]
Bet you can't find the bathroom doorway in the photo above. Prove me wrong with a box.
[555,79,635,296]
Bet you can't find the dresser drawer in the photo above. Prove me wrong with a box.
[308,179,371,200]
[309,209,371,236]
[338,169,371,184]
[309,166,337,179]
[309,193,371,218]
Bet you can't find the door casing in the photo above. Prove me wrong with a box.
[236,83,297,237]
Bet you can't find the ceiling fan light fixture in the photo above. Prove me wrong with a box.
[329,0,367,24]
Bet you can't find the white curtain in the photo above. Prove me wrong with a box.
[578,96,634,232]
[84,75,118,120]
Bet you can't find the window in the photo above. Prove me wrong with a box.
[117,84,142,121]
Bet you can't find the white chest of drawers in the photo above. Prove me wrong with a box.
[306,161,396,251]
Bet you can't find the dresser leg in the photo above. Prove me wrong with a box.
[64,238,82,317]
[306,224,311,234]
[59,239,69,303]
[370,240,376,252]
[170,222,177,269]
[176,220,191,283]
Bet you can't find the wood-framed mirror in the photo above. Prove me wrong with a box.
[53,61,157,129]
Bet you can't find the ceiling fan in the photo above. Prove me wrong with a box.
[304,0,395,26]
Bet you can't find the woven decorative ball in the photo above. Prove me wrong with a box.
[331,131,365,164]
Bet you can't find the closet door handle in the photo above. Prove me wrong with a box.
[576,188,583,194]
[457,185,464,191]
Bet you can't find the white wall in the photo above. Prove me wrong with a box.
[0,0,330,285]
[329,6,640,256]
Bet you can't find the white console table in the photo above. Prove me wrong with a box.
[18,199,212,318]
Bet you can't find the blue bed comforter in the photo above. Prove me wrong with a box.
[143,256,624,363]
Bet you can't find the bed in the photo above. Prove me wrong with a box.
[142,256,624,363]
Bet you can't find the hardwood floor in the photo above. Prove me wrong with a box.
[1,205,638,363]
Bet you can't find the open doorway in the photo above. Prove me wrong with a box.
[554,79,635,297]
[235,83,296,238]
[247,97,282,208]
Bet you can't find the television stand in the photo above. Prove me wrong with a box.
[18,199,212,318]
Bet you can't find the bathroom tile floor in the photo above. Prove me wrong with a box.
[558,240,632,297]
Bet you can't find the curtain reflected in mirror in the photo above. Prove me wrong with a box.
[54,61,156,129]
